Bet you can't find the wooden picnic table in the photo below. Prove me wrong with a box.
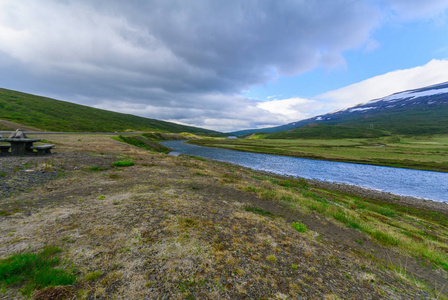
[0,138,41,156]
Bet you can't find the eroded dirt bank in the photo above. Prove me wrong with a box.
[1,134,447,299]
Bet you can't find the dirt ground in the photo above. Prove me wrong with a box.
[0,134,446,299]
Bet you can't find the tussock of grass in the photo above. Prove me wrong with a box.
[178,217,199,230]
[0,246,76,296]
[266,255,277,263]
[292,222,308,232]
[113,160,134,167]
[244,206,274,217]
[84,271,102,282]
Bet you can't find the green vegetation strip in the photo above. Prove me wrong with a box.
[113,160,135,167]
[117,135,172,154]
[244,206,274,217]
[245,174,448,272]
[0,246,76,296]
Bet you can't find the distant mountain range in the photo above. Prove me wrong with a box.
[0,88,222,136]
[231,81,448,136]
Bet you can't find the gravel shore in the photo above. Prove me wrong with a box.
[310,180,448,215]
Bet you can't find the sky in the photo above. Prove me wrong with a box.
[0,1,448,132]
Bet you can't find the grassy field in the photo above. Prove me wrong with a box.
[0,134,447,298]
[191,134,448,172]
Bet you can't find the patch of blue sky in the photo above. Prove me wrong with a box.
[245,17,448,102]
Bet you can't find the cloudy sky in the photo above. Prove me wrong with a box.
[1,0,448,132]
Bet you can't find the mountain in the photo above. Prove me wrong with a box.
[0,88,222,135]
[231,81,448,136]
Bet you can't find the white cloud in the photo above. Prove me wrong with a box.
[0,1,447,132]
[257,97,319,121]
[316,59,448,111]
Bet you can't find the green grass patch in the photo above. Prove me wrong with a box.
[331,211,363,230]
[244,206,274,217]
[0,246,76,296]
[88,166,108,172]
[112,160,134,167]
[292,222,308,232]
[367,229,400,246]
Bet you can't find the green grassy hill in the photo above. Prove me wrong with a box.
[0,88,222,135]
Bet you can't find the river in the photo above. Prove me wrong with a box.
[161,140,448,202]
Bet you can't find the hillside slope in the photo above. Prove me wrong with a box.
[0,88,221,135]
[231,81,448,136]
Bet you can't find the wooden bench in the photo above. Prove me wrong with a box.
[32,144,55,155]
[0,145,11,154]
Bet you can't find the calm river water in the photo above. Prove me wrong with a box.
[161,140,448,202]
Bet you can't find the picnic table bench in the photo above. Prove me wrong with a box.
[0,138,55,156]
[32,144,55,155]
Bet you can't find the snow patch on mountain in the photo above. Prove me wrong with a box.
[349,106,376,112]
[370,87,448,104]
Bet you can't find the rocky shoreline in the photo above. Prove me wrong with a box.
[310,180,448,215]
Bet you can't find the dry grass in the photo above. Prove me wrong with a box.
[0,134,446,299]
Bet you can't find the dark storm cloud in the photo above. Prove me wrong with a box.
[0,0,447,131]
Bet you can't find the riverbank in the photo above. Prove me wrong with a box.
[1,134,447,299]
[308,180,448,214]
[189,135,448,173]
